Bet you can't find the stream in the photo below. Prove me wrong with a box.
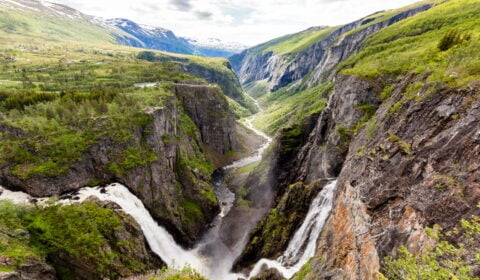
[0,94,337,280]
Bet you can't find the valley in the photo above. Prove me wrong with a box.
[1,0,480,280]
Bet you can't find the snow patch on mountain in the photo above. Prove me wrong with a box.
[186,37,248,53]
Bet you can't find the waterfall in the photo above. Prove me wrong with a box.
[248,180,337,279]
[0,180,337,280]
[0,92,333,280]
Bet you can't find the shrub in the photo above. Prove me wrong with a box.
[438,29,470,51]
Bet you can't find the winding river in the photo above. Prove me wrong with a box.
[0,94,337,280]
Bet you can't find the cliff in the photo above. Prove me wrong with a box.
[230,4,432,93]
[233,0,480,278]
[0,199,162,280]
[0,84,239,246]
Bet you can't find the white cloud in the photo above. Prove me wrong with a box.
[52,0,420,46]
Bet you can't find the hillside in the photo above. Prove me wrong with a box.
[231,0,480,279]
[0,0,244,58]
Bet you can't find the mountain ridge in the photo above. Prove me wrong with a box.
[0,0,245,57]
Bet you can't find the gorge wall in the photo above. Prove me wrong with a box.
[0,83,239,247]
[231,1,480,279]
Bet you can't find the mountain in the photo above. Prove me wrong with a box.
[0,0,132,45]
[0,0,245,57]
[231,0,480,278]
[185,37,248,57]
[105,18,246,57]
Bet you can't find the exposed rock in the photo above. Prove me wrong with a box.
[230,5,432,93]
[180,62,254,111]
[302,77,480,278]
[235,180,326,269]
[250,268,286,280]
[0,90,230,246]
[0,261,56,280]
[175,84,239,154]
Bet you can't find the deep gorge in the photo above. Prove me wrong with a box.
[1,0,480,279]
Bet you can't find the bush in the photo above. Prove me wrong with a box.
[380,216,480,280]
[438,29,470,51]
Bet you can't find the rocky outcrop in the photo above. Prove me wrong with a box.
[230,5,432,92]
[0,261,56,280]
[47,198,164,280]
[0,198,163,280]
[239,69,479,279]
[181,62,255,112]
[235,181,326,269]
[302,78,480,279]
[175,84,239,153]
[0,84,242,246]
[296,75,382,183]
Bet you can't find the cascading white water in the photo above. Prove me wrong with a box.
[248,180,337,279]
[0,92,335,280]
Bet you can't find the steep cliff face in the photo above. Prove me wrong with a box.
[230,4,432,93]
[0,85,240,246]
[301,76,480,279]
[175,84,239,153]
[180,62,256,112]
[235,0,480,278]
[0,199,163,280]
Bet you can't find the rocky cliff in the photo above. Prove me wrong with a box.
[175,84,239,154]
[0,198,162,280]
[233,0,480,278]
[0,84,239,246]
[230,4,432,93]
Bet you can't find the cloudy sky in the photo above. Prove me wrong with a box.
[53,0,420,46]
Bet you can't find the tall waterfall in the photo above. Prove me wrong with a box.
[248,180,337,279]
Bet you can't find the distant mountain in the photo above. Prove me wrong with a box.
[0,0,246,57]
[185,37,248,57]
[105,18,246,57]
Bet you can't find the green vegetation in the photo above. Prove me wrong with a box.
[380,214,480,280]
[0,55,178,178]
[0,8,125,46]
[340,0,480,87]
[245,26,336,56]
[0,39,243,180]
[253,83,331,135]
[149,266,207,280]
[438,29,471,51]
[0,200,152,277]
[292,260,313,280]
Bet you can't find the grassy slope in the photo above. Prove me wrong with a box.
[340,0,480,86]
[247,26,336,56]
[0,8,126,46]
[253,0,480,136]
[252,83,331,135]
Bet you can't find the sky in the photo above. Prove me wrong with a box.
[53,0,421,46]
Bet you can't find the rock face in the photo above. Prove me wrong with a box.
[232,3,480,279]
[0,262,56,280]
[235,181,326,269]
[0,85,239,246]
[302,77,480,279]
[241,74,480,279]
[230,4,432,92]
[180,62,255,112]
[175,84,239,153]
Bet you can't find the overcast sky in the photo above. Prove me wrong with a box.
[53,0,420,46]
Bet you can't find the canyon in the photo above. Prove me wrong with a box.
[1,0,480,279]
